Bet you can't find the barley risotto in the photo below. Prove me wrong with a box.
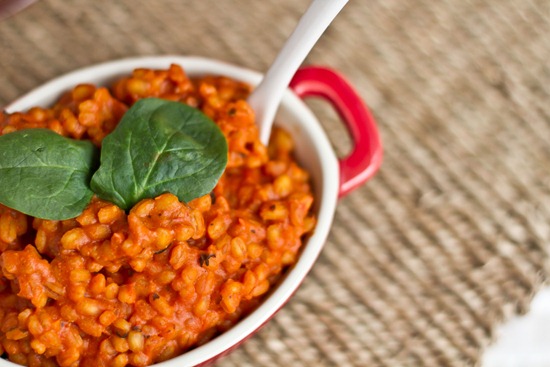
[0,64,316,367]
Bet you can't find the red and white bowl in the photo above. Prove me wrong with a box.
[4,56,382,366]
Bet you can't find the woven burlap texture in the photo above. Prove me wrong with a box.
[1,0,549,366]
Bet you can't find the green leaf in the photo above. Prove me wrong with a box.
[0,129,99,220]
[91,98,228,210]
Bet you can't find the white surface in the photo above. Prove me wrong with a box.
[482,286,550,367]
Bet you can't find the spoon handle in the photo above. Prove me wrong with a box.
[248,0,349,145]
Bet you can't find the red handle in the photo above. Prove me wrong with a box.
[289,66,383,198]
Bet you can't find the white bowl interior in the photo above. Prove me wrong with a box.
[4,56,339,366]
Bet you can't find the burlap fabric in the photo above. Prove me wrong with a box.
[1,0,549,366]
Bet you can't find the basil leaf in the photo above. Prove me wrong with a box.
[91,98,228,210]
[0,129,99,220]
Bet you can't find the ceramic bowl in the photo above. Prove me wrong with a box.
[4,56,382,366]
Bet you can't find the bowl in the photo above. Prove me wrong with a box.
[3,56,382,366]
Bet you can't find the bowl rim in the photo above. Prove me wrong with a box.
[3,55,340,367]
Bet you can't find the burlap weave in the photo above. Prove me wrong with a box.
[1,0,549,366]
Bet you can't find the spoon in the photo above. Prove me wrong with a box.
[248,0,349,145]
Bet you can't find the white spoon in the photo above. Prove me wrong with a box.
[248,0,349,145]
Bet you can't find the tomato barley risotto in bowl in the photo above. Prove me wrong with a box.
[0,56,382,367]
